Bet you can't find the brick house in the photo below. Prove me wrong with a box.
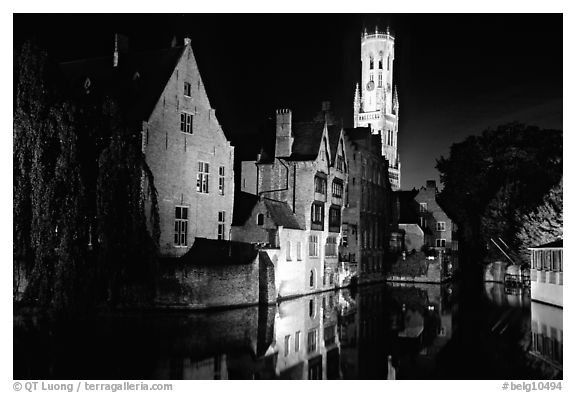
[231,192,308,298]
[239,109,348,295]
[395,181,457,252]
[340,126,394,284]
[60,36,235,258]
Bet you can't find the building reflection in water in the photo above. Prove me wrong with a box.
[177,283,457,379]
[530,301,562,371]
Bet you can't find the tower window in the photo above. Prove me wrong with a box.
[369,57,374,70]
[379,58,383,69]
[378,72,383,88]
[388,56,391,71]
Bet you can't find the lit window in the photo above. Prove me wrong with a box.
[295,331,301,352]
[217,211,225,240]
[325,237,337,257]
[311,203,324,228]
[332,180,343,198]
[419,203,427,212]
[329,207,341,230]
[257,213,264,226]
[218,166,225,195]
[284,335,290,357]
[307,329,318,353]
[174,206,188,246]
[436,239,446,248]
[314,176,327,194]
[336,155,345,172]
[436,221,446,231]
[180,112,193,134]
[184,81,192,97]
[286,240,292,261]
[309,236,319,257]
[196,162,209,193]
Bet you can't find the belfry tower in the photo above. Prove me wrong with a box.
[353,26,401,190]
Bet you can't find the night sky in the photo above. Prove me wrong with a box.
[14,13,563,189]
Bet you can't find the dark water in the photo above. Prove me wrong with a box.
[14,280,562,380]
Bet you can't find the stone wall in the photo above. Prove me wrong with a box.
[156,253,276,308]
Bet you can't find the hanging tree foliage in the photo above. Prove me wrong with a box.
[14,41,160,311]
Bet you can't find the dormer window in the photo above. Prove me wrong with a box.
[184,81,192,97]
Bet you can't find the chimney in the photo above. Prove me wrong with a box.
[184,37,191,46]
[275,109,293,158]
[426,180,437,191]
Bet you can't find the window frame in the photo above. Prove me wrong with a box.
[184,81,192,97]
[196,162,209,193]
[436,221,446,231]
[180,112,193,134]
[174,206,189,247]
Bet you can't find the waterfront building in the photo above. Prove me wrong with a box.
[396,181,458,253]
[231,192,308,297]
[529,239,563,307]
[353,27,401,190]
[340,126,393,284]
[60,36,235,258]
[392,180,458,281]
[239,109,348,295]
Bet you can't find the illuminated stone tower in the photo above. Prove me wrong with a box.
[353,26,401,190]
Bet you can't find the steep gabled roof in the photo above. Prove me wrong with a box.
[58,46,186,121]
[232,191,260,226]
[263,199,304,230]
[286,121,326,161]
[179,238,258,266]
[232,192,304,230]
[327,124,343,165]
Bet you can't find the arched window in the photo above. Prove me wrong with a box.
[309,270,315,288]
[369,56,374,70]
[257,213,264,226]
[309,298,315,317]
[379,58,383,69]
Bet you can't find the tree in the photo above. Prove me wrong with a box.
[436,123,562,268]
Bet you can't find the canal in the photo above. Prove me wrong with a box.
[14,281,562,380]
